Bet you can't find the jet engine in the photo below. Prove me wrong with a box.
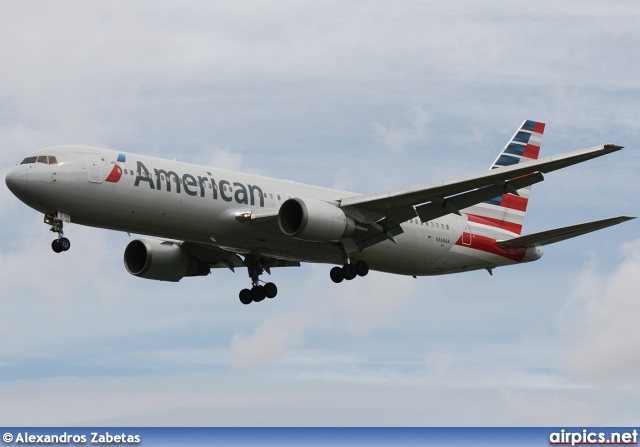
[278,198,356,242]
[124,239,210,282]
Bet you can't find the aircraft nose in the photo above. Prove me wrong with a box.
[5,165,29,196]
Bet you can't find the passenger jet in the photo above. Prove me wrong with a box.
[5,120,634,304]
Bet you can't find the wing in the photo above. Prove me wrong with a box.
[180,241,245,270]
[181,241,300,271]
[338,144,624,250]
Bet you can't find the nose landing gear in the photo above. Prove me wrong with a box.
[51,237,71,253]
[45,213,70,253]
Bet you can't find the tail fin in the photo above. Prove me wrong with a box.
[463,120,545,235]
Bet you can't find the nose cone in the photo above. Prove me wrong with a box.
[5,166,29,199]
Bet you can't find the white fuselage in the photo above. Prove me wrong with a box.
[6,146,543,276]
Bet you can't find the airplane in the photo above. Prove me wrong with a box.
[4,120,635,305]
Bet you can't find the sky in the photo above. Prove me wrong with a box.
[0,0,639,426]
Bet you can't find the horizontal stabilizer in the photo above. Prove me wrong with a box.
[497,216,636,248]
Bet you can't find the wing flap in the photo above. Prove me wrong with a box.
[496,216,636,248]
[415,172,544,223]
[181,241,300,272]
[180,241,244,269]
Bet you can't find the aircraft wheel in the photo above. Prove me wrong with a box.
[239,289,253,305]
[355,260,369,277]
[251,285,266,302]
[264,282,278,299]
[59,237,71,252]
[51,239,63,253]
[330,266,344,283]
[343,264,357,281]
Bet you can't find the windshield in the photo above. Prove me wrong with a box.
[20,155,58,165]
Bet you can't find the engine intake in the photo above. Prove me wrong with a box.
[124,239,210,282]
[278,198,356,242]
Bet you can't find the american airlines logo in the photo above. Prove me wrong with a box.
[105,153,126,183]
[133,160,265,207]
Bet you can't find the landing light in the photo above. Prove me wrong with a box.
[235,211,252,223]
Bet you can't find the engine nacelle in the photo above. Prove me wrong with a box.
[278,198,356,242]
[124,239,210,282]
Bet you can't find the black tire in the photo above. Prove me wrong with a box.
[60,237,71,251]
[343,264,357,280]
[239,289,253,305]
[251,285,266,302]
[264,282,278,299]
[330,266,344,283]
[355,260,369,277]
[51,239,62,253]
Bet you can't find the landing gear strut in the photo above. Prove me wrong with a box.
[330,260,369,283]
[238,254,278,305]
[45,213,70,253]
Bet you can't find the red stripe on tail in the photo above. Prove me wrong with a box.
[466,214,523,235]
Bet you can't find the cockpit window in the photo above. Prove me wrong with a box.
[21,155,58,165]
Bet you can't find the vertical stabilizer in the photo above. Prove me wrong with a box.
[463,120,545,235]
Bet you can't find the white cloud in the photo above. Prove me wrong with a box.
[374,105,430,153]
[228,269,417,367]
[230,313,310,368]
[564,238,640,385]
[205,147,246,172]
[331,271,417,336]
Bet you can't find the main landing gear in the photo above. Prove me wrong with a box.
[330,260,369,283]
[239,282,278,305]
[45,214,70,253]
[239,254,278,305]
